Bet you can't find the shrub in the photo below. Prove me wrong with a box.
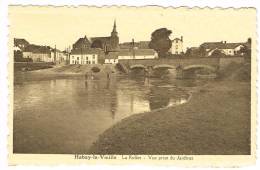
[91,67,101,73]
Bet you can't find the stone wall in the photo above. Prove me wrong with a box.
[219,56,245,70]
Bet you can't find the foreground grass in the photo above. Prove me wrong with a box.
[88,80,251,155]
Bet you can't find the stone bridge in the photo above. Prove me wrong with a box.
[120,57,220,70]
[118,56,245,78]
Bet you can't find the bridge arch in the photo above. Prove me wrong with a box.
[130,64,146,69]
[153,64,175,69]
[183,65,217,72]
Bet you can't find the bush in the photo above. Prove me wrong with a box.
[91,67,101,73]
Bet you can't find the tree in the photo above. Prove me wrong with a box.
[238,46,251,57]
[149,28,172,58]
[210,49,226,57]
[185,46,206,57]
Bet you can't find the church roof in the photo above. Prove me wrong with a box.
[73,36,91,47]
[90,36,111,43]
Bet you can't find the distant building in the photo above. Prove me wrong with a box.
[69,48,104,64]
[22,44,66,63]
[200,39,251,57]
[170,36,183,55]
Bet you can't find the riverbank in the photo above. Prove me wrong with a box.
[88,80,251,155]
[14,64,119,83]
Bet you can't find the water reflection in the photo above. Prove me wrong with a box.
[14,75,194,153]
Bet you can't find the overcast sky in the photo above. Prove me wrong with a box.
[9,6,255,50]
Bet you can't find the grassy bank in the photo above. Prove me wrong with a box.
[88,62,251,155]
[88,80,250,154]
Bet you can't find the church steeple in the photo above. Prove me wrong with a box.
[111,20,118,37]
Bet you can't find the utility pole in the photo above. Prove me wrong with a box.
[132,38,135,59]
[54,45,57,65]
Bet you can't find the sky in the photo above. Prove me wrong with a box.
[9,6,256,51]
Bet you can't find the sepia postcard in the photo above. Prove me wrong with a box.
[8,6,256,166]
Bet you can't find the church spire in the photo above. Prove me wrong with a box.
[111,19,118,36]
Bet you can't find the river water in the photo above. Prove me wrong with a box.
[13,74,201,153]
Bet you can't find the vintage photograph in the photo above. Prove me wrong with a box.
[9,6,255,160]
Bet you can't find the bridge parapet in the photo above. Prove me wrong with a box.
[119,57,221,70]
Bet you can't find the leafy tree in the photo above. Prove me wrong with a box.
[238,46,251,57]
[91,66,101,73]
[185,46,206,57]
[149,28,172,58]
[14,50,23,62]
[210,49,226,57]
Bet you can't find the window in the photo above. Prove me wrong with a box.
[77,57,79,60]
[93,54,95,59]
[72,56,74,59]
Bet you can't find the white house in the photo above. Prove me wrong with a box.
[22,44,66,63]
[200,40,250,57]
[170,36,183,55]
[70,48,102,64]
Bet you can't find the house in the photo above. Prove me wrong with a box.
[23,44,43,61]
[170,36,183,55]
[69,48,104,64]
[200,39,251,57]
[50,48,67,64]
[23,44,65,63]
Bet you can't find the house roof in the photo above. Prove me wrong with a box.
[119,41,150,49]
[70,48,102,55]
[23,44,42,52]
[200,41,248,50]
[172,38,182,42]
[23,44,63,54]
[118,49,156,56]
[34,46,51,54]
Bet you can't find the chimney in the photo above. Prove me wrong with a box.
[181,36,183,42]
[132,38,135,49]
[224,41,226,44]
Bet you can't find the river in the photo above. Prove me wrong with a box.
[13,74,203,153]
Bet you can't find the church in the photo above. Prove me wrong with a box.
[72,20,119,53]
